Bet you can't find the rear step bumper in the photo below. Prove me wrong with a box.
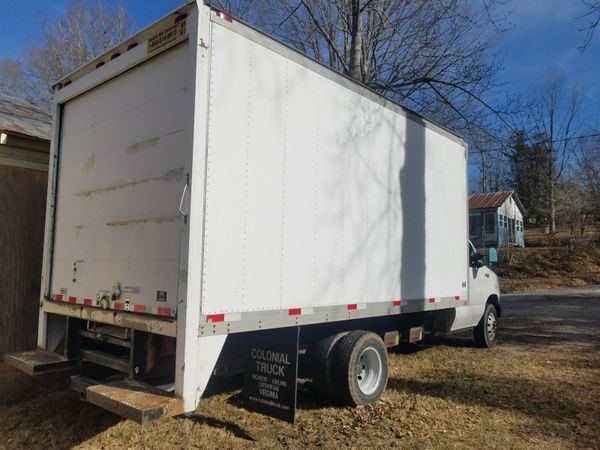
[4,350,76,376]
[80,377,183,423]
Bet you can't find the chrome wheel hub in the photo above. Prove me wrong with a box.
[356,346,383,395]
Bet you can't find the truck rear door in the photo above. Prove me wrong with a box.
[49,43,191,318]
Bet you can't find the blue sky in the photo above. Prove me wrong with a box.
[494,0,600,120]
[1,0,598,121]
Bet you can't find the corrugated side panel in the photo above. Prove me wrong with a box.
[201,22,467,315]
[50,43,192,318]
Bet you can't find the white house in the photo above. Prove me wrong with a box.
[469,191,525,247]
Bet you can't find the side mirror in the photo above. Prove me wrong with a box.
[488,247,499,267]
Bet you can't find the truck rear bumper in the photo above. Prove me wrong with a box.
[42,300,177,337]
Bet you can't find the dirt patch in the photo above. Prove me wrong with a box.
[1,295,599,449]
[496,239,600,293]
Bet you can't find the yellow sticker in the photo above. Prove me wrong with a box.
[147,19,188,55]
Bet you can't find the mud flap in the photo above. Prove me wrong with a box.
[242,327,299,423]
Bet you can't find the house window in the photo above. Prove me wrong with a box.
[499,214,504,228]
[485,213,496,234]
[469,214,482,237]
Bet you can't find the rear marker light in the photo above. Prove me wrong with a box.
[289,308,302,316]
[83,298,93,306]
[68,296,77,303]
[157,307,171,317]
[347,304,358,311]
[393,300,401,307]
[214,10,233,22]
[428,298,436,303]
[454,296,461,300]
[55,294,63,301]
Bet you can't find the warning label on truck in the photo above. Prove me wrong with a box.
[147,19,187,55]
[243,327,299,423]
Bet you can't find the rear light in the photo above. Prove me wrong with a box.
[214,9,233,22]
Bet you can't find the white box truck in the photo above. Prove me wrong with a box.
[5,1,501,423]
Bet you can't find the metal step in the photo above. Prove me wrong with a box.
[80,349,130,374]
[85,378,184,423]
[3,350,76,376]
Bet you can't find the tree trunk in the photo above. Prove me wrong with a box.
[548,145,556,234]
[348,0,362,80]
[550,180,556,233]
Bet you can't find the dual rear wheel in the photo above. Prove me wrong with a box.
[311,330,388,406]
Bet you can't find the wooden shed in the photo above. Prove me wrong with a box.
[469,191,526,248]
[0,95,50,356]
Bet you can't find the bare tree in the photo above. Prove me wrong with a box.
[0,59,29,99]
[210,0,266,21]
[577,137,600,218]
[580,0,600,49]
[528,74,584,233]
[23,0,134,111]
[555,177,591,237]
[218,0,510,136]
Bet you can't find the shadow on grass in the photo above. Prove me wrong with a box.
[178,414,256,442]
[387,368,598,447]
[0,388,121,449]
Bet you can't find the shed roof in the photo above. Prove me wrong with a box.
[469,191,517,210]
[0,95,51,141]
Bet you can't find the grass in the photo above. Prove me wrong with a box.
[1,325,599,449]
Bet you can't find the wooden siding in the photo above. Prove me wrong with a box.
[0,164,47,355]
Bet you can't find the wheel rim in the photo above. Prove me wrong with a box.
[356,346,382,395]
[486,310,497,341]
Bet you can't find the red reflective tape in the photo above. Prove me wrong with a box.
[428,297,436,303]
[289,308,302,316]
[454,295,461,300]
[393,300,401,307]
[157,307,171,317]
[68,296,77,303]
[83,298,93,306]
[207,313,224,323]
[114,302,125,310]
[55,294,63,301]
[347,304,358,311]
[134,304,146,313]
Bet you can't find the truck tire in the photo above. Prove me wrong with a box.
[331,331,388,406]
[310,332,348,400]
[474,303,498,348]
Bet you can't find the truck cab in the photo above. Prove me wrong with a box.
[451,241,501,346]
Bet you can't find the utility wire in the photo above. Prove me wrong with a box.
[270,2,302,34]
[468,132,600,155]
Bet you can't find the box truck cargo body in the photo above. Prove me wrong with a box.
[5,1,501,423]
